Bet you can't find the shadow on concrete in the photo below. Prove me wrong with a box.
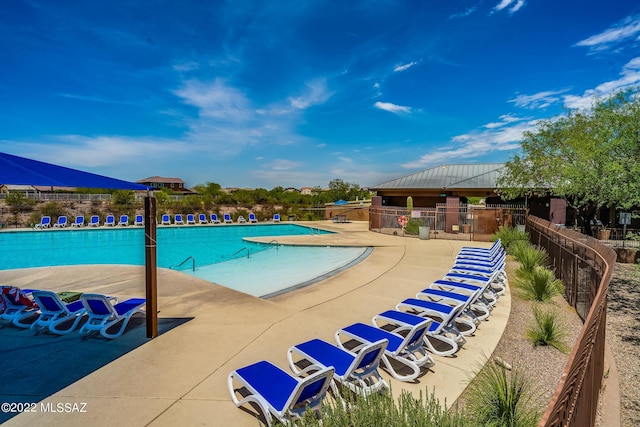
[0,317,191,423]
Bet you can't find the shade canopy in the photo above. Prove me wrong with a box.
[0,152,149,191]
[334,199,348,205]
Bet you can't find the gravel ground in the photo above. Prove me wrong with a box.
[456,259,584,417]
[457,260,640,426]
[605,263,640,427]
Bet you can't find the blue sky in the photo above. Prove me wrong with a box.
[2,1,640,189]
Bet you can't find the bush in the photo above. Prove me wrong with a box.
[492,226,529,252]
[512,244,550,279]
[515,266,564,302]
[296,387,468,426]
[464,360,541,427]
[526,304,569,352]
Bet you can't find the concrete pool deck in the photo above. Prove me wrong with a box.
[0,221,509,426]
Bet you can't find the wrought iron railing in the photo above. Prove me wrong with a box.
[528,216,616,427]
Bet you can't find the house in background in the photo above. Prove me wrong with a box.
[0,184,38,197]
[136,176,195,195]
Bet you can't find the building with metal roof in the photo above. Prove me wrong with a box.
[371,163,506,207]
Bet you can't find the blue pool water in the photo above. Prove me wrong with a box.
[0,224,369,296]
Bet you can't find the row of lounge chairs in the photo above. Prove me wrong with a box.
[34,213,282,229]
[228,239,507,425]
[0,286,146,339]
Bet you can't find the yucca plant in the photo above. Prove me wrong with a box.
[513,244,550,279]
[526,304,569,352]
[492,226,529,252]
[464,360,541,427]
[515,265,564,302]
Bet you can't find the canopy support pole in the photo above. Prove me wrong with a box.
[144,193,158,338]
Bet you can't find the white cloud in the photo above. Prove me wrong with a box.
[484,114,525,129]
[394,62,417,72]
[493,0,525,14]
[288,78,333,109]
[270,159,302,170]
[563,57,640,110]
[575,14,640,52]
[449,6,477,20]
[374,101,411,114]
[509,89,569,109]
[401,118,537,169]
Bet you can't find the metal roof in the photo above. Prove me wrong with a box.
[371,163,505,190]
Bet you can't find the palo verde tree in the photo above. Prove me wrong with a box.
[497,89,640,219]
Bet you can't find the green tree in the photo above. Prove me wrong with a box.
[498,89,640,212]
[4,192,36,214]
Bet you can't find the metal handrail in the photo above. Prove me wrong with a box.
[176,256,195,272]
[232,247,250,258]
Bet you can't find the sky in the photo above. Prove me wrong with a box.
[2,1,640,190]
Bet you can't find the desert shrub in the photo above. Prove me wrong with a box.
[512,244,550,279]
[526,304,569,352]
[492,226,529,251]
[464,360,541,427]
[295,387,468,427]
[515,266,564,302]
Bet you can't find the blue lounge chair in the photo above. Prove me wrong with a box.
[444,270,505,298]
[417,287,488,322]
[198,213,208,224]
[0,286,38,326]
[450,262,506,295]
[336,316,433,382]
[134,214,144,226]
[53,216,67,228]
[223,213,232,223]
[71,216,84,227]
[210,213,221,224]
[174,214,185,225]
[431,278,498,308]
[118,215,129,226]
[78,294,146,339]
[228,360,334,426]
[104,214,115,227]
[35,216,51,229]
[249,212,258,223]
[287,338,388,397]
[373,310,461,357]
[88,215,100,227]
[161,214,171,225]
[29,290,86,335]
[186,214,196,225]
[458,239,503,255]
[396,298,473,341]
[272,213,280,222]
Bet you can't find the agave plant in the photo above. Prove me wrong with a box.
[526,304,569,352]
[515,265,564,302]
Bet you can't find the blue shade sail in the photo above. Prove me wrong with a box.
[0,152,149,191]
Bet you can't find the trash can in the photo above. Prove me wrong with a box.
[419,226,430,240]
[288,215,295,221]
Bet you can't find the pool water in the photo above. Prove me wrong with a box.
[0,224,370,296]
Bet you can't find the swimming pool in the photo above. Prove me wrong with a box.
[0,224,370,296]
